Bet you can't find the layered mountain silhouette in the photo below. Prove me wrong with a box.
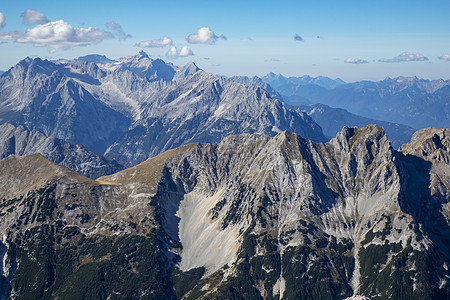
[0,53,326,167]
[263,73,449,129]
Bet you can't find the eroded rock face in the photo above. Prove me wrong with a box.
[0,126,448,299]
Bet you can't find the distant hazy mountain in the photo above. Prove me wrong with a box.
[0,52,326,166]
[262,73,346,106]
[76,54,117,64]
[0,126,448,299]
[0,71,4,76]
[0,123,124,178]
[262,72,346,89]
[299,103,416,149]
[263,74,450,129]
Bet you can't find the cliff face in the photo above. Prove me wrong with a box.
[0,126,448,299]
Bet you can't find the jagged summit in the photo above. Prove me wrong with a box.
[400,127,449,160]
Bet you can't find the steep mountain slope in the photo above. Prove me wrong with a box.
[299,103,416,149]
[0,126,448,299]
[0,123,124,178]
[0,154,175,299]
[100,125,450,299]
[104,70,325,166]
[0,53,326,167]
[0,58,131,153]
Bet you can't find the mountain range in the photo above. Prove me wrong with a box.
[0,52,326,167]
[0,126,448,299]
[298,103,417,149]
[263,74,450,129]
[0,53,449,299]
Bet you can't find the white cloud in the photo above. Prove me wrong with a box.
[105,21,131,40]
[136,37,172,48]
[437,54,450,61]
[167,46,177,56]
[187,27,218,44]
[166,46,194,58]
[179,46,194,56]
[379,52,429,63]
[344,58,368,64]
[16,20,113,50]
[21,9,48,25]
[0,12,5,29]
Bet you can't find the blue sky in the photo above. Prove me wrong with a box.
[0,0,449,81]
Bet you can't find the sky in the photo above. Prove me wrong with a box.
[0,0,449,81]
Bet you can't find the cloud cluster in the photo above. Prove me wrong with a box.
[437,54,450,61]
[137,37,172,48]
[379,52,429,63]
[0,12,6,29]
[294,34,304,42]
[166,46,194,58]
[187,27,218,44]
[0,10,127,51]
[344,58,368,64]
[21,9,48,25]
[16,20,113,50]
[106,21,131,40]
[264,58,280,62]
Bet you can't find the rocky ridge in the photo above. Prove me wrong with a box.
[0,125,448,299]
[0,123,124,178]
[262,74,450,129]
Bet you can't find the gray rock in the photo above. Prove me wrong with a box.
[0,123,124,178]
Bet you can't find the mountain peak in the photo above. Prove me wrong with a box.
[173,61,201,81]
[332,125,390,154]
[138,50,149,58]
[400,127,449,163]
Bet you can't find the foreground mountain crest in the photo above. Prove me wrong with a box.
[0,125,448,299]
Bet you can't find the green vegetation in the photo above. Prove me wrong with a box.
[9,225,175,300]
[172,267,205,299]
[359,242,440,299]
